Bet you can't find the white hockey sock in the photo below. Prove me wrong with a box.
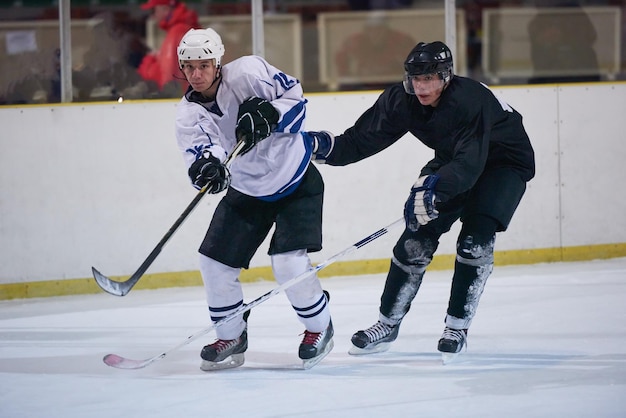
[199,254,246,340]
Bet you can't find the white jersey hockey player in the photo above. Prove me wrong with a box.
[174,28,333,370]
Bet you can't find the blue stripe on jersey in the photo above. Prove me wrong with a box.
[256,134,313,202]
[277,99,307,133]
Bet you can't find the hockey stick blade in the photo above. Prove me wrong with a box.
[102,218,404,369]
[91,141,245,297]
[103,353,159,369]
[92,267,136,297]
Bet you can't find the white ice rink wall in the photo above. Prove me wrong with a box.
[1,82,625,298]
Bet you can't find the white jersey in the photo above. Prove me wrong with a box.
[175,55,311,201]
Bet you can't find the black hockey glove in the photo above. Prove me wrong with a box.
[404,174,440,231]
[188,151,231,194]
[235,97,279,155]
[307,131,335,163]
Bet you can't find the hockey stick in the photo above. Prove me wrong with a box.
[103,217,405,369]
[92,140,246,297]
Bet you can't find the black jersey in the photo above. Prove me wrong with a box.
[325,78,536,203]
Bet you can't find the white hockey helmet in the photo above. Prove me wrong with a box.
[177,28,225,69]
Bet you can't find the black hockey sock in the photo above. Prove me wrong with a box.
[379,258,425,323]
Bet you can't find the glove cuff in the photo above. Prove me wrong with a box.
[413,174,440,190]
[308,131,335,163]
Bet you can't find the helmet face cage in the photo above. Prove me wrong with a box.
[177,28,225,69]
[403,41,453,95]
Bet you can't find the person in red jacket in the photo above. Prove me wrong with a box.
[138,0,199,96]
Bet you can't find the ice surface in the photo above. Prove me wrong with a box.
[1,258,625,418]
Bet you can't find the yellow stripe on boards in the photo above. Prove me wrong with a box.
[1,244,625,300]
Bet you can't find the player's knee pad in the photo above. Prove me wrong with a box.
[271,249,312,284]
[456,232,495,267]
[456,214,498,267]
[271,249,322,300]
[199,254,242,296]
[393,233,437,269]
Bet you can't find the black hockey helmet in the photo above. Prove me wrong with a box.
[403,41,453,93]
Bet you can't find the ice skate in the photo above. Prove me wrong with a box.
[299,320,334,369]
[200,329,248,371]
[438,327,467,365]
[349,320,399,355]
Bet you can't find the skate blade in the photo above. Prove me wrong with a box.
[200,353,245,371]
[348,341,391,356]
[441,351,461,365]
[302,339,334,370]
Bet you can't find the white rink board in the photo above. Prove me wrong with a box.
[490,86,562,251]
[0,83,625,284]
[557,84,626,246]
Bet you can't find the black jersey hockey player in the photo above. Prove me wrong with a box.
[307,41,535,363]
[175,28,333,370]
